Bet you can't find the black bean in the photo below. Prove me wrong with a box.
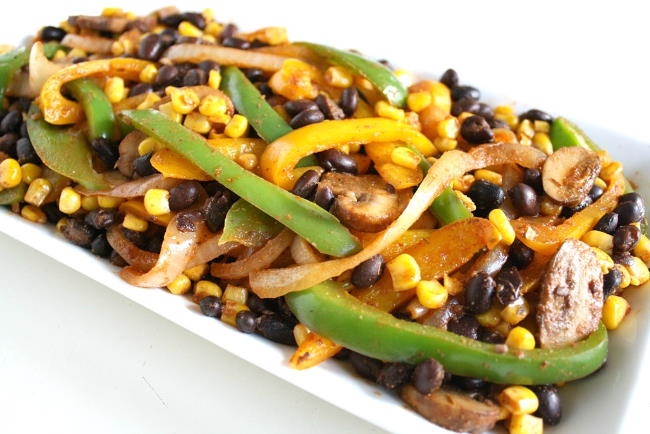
[603,268,622,298]
[448,315,480,340]
[451,97,480,117]
[451,85,480,101]
[613,225,641,252]
[378,59,392,69]
[203,194,230,232]
[19,122,28,138]
[176,210,202,232]
[613,251,635,266]
[256,314,296,345]
[588,184,605,202]
[154,65,179,87]
[614,200,643,225]
[159,13,184,28]
[315,94,345,120]
[250,40,269,49]
[235,310,258,334]
[14,98,31,113]
[145,235,164,253]
[122,228,146,247]
[284,99,319,116]
[377,363,413,390]
[90,233,112,258]
[509,239,535,269]
[219,23,238,41]
[464,272,495,314]
[168,181,200,211]
[221,37,251,50]
[138,33,164,61]
[200,296,223,318]
[460,115,494,144]
[440,69,459,89]
[204,181,229,198]
[0,133,18,156]
[40,26,66,42]
[509,183,539,216]
[291,169,320,199]
[619,192,644,211]
[533,385,562,425]
[317,149,358,174]
[413,358,445,395]
[182,68,207,86]
[488,118,509,129]
[128,82,153,97]
[467,180,505,212]
[133,152,158,177]
[289,109,325,129]
[340,86,359,117]
[84,209,116,230]
[520,109,553,123]
[198,60,220,73]
[351,254,384,288]
[349,352,383,381]
[182,12,206,30]
[523,168,544,194]
[159,28,178,46]
[243,67,265,83]
[247,293,273,315]
[453,376,487,391]
[0,109,6,122]
[15,138,39,165]
[61,219,97,247]
[560,196,593,218]
[91,137,118,168]
[475,103,494,120]
[313,186,335,210]
[110,251,128,267]
[41,202,65,223]
[256,83,274,98]
[0,110,22,134]
[495,266,522,305]
[479,328,505,344]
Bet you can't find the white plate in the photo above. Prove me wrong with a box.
[1,2,650,433]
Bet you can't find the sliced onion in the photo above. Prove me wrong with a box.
[29,42,66,97]
[210,229,294,280]
[61,34,114,54]
[186,232,239,269]
[163,44,289,71]
[249,143,545,298]
[107,225,158,272]
[290,236,324,265]
[6,71,36,98]
[116,131,145,177]
[78,174,183,198]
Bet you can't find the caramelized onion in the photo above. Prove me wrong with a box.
[163,44,289,71]
[116,131,145,177]
[78,174,183,198]
[107,225,158,272]
[61,33,114,54]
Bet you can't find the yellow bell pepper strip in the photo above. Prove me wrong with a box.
[365,141,423,190]
[207,137,266,161]
[26,107,110,190]
[297,42,408,108]
[290,330,341,370]
[0,183,27,205]
[150,148,212,181]
[121,109,360,257]
[286,280,608,385]
[220,199,283,249]
[260,118,436,189]
[66,78,116,141]
[40,58,152,125]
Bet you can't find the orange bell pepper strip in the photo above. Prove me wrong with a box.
[259,118,437,189]
[289,331,342,370]
[40,58,153,125]
[365,141,423,190]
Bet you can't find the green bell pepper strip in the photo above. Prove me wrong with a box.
[297,42,408,108]
[66,78,117,142]
[0,183,27,205]
[26,107,110,191]
[121,109,360,257]
[221,199,283,248]
[220,66,317,167]
[286,280,608,385]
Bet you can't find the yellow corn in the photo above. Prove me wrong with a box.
[167,273,192,295]
[429,81,451,113]
[387,253,421,291]
[433,137,458,152]
[21,204,46,223]
[110,41,125,56]
[68,48,86,58]
[496,112,519,129]
[97,195,123,209]
[170,87,200,114]
[102,7,123,16]
[533,120,550,133]
[390,146,420,170]
[81,195,99,212]
[506,326,536,350]
[205,21,224,37]
[500,298,530,325]
[136,92,161,110]
[224,114,249,138]
[495,320,511,337]
[633,234,650,264]
[20,163,42,184]
[455,190,476,212]
[24,178,52,207]
[237,153,258,171]
[517,119,535,139]
[58,186,81,214]
[122,213,149,232]
[293,324,311,346]
[476,304,502,327]
[0,158,22,188]
[53,49,67,60]
[407,91,432,112]
[415,280,448,309]
[600,162,623,182]
[603,295,630,330]
[138,64,158,83]
[178,21,203,37]
[436,116,460,139]
[220,301,249,327]
[475,169,503,185]
[615,264,631,289]
[495,105,514,116]
[626,256,650,286]
[223,284,248,305]
[593,177,607,189]
[104,77,126,103]
[184,112,212,134]
[269,59,320,100]
[199,94,229,118]
[452,174,475,193]
[499,386,539,415]
[509,414,543,434]
[532,132,553,155]
[208,69,222,89]
[375,101,405,121]
[55,217,68,232]
[591,247,615,273]
[443,274,463,296]
[157,102,183,123]
[193,280,222,301]
[185,264,208,281]
[581,230,614,254]
[138,137,163,156]
[324,66,353,88]
[489,209,515,245]
[202,8,215,22]
[392,69,414,87]
[144,188,171,216]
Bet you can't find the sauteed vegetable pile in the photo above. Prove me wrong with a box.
[1,7,648,433]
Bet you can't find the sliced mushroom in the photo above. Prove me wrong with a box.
[537,239,603,349]
[316,172,400,233]
[400,385,501,433]
[542,146,600,207]
[68,15,130,33]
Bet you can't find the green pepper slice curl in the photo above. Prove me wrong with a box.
[297,42,408,108]
[0,183,28,205]
[66,78,117,141]
[221,199,283,248]
[286,280,608,385]
[121,109,360,257]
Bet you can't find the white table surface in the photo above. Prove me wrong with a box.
[1,1,649,433]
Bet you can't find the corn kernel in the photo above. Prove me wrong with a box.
[136,92,161,110]
[429,81,451,113]
[533,120,550,133]
[205,21,224,37]
[390,146,420,170]
[208,69,222,89]
[436,116,460,139]
[154,102,181,124]
[452,174,475,193]
[144,188,171,216]
[178,21,203,38]
[415,280,448,309]
[600,162,623,182]
[224,114,249,138]
[21,204,46,223]
[202,8,215,22]
[407,91,432,112]
[104,77,125,103]
[493,128,518,144]
[97,195,123,209]
[0,158,22,188]
[293,324,310,346]
[220,301,249,326]
[517,119,535,139]
[540,196,562,216]
[509,414,543,434]
[496,112,519,129]
[269,59,320,100]
[223,284,248,305]
[532,132,553,155]
[476,304,502,327]
[122,213,149,232]
[506,326,535,350]
[198,95,228,119]
[170,87,200,114]
[594,177,607,190]
[518,135,532,146]
[193,280,222,301]
[167,273,192,295]
[495,320,512,337]
[68,48,86,58]
[52,49,67,60]
[375,101,405,121]
[387,253,421,291]
[495,105,514,116]
[138,137,162,156]
[24,178,52,207]
[324,66,353,88]
[102,7,123,16]
[500,298,530,325]
[57,186,81,214]
[603,295,630,330]
[499,385,539,415]
[626,256,650,286]
[433,137,458,152]
[443,274,463,296]
[81,195,99,211]
[393,69,414,87]
[616,264,631,289]
[184,112,212,134]
[633,234,650,264]
[56,217,68,232]
[20,163,42,184]
[237,153,258,171]
[489,209,515,245]
[582,230,614,254]
[138,64,158,84]
[185,264,208,281]
[591,247,615,273]
[475,169,503,185]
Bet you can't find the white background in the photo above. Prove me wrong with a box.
[1,1,649,433]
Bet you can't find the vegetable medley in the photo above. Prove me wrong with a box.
[1,6,648,433]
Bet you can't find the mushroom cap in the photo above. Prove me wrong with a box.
[542,146,600,207]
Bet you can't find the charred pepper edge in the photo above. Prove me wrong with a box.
[66,78,117,141]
